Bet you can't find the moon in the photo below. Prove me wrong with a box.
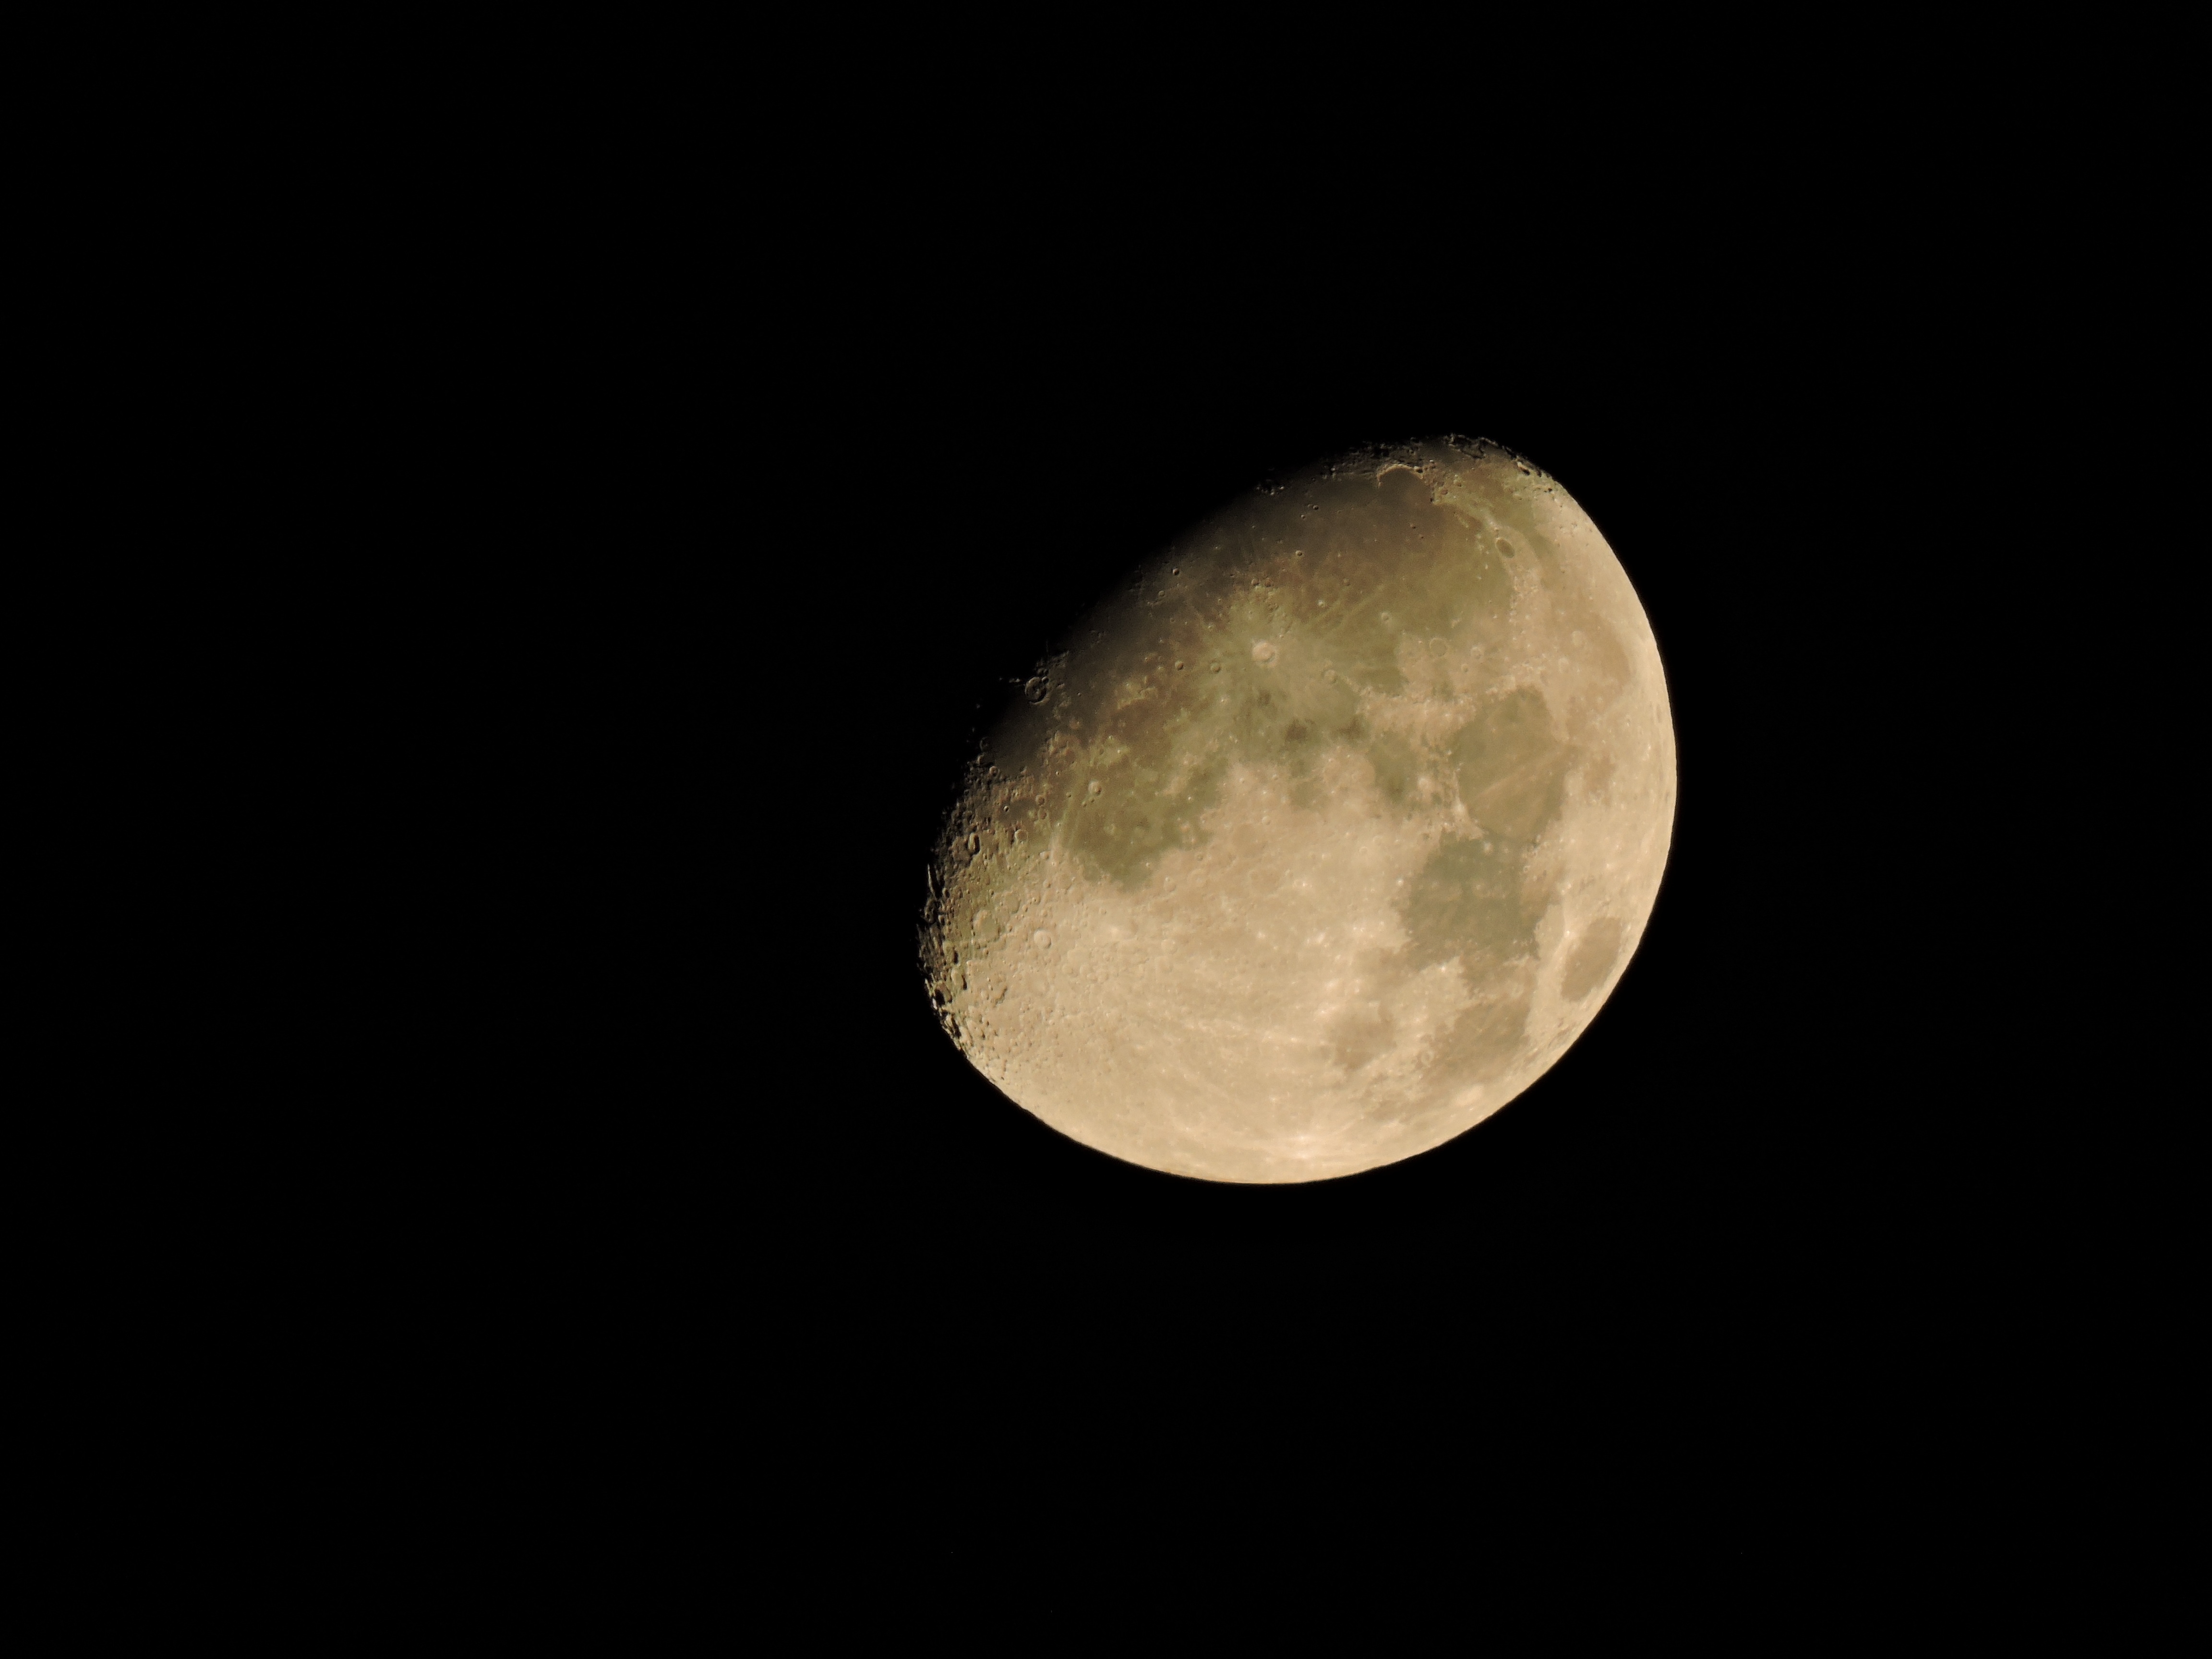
[921,437,1675,1183]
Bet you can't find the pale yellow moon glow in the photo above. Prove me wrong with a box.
[921,437,1675,1183]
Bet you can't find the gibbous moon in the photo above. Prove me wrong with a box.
[921,437,1675,1183]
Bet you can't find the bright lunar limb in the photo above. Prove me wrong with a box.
[921,437,1675,1183]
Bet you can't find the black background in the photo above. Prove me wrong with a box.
[321,170,2068,1620]
[56,24,2175,1633]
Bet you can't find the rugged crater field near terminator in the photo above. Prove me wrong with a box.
[920,437,1675,1183]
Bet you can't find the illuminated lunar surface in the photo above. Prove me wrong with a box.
[921,437,1674,1183]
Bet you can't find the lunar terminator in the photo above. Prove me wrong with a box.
[922,437,1674,1183]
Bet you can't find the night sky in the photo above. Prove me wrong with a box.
[319,173,2064,1623]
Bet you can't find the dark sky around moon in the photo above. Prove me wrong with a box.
[375,291,1900,1341]
[322,176,2083,1605]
